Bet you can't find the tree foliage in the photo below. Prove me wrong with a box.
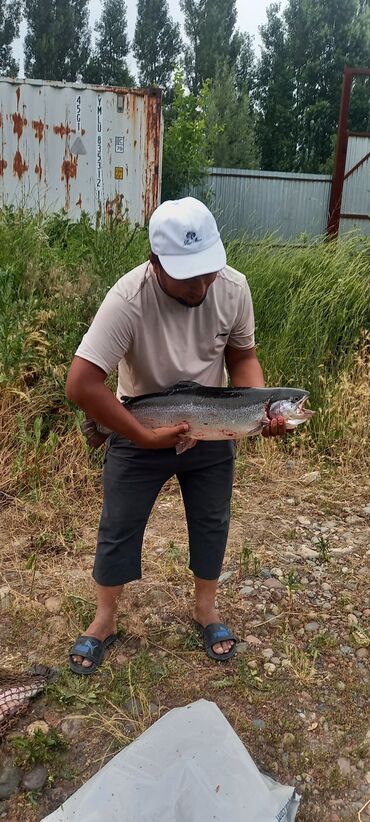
[0,0,21,77]
[161,73,211,201]
[180,0,240,94]
[133,0,182,87]
[204,62,260,169]
[256,0,370,172]
[24,0,91,82]
[85,0,133,86]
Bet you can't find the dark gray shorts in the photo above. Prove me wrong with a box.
[93,435,235,586]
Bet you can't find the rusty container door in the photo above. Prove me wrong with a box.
[0,79,163,224]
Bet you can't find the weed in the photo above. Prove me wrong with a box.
[284,643,318,685]
[238,658,269,691]
[316,536,331,564]
[240,539,260,575]
[168,540,182,561]
[12,729,68,767]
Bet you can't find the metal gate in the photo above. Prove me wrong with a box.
[339,134,370,236]
[328,66,370,237]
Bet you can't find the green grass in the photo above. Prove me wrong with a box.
[0,208,369,494]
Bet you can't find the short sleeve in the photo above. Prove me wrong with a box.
[75,286,133,375]
[227,277,255,349]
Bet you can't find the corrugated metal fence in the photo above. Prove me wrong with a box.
[188,167,332,241]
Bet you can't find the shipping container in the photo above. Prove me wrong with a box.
[0,78,163,224]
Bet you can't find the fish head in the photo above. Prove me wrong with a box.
[267,389,314,429]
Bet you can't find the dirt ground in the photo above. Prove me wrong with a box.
[1,443,369,821]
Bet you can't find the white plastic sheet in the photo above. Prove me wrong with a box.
[43,700,300,822]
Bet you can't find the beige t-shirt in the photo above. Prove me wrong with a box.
[75,262,255,398]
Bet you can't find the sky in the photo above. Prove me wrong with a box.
[14,0,287,77]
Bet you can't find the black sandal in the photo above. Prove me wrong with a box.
[194,622,237,661]
[69,633,119,676]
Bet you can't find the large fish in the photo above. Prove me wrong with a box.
[82,381,314,454]
[122,381,313,453]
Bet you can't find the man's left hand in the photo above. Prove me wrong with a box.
[262,416,286,438]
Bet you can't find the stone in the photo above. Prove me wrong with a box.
[22,765,48,792]
[245,635,262,646]
[363,504,370,515]
[27,721,49,736]
[236,642,248,654]
[356,648,369,659]
[365,772,370,785]
[264,663,276,675]
[297,516,310,526]
[337,757,351,776]
[262,648,274,659]
[44,596,61,614]
[0,586,11,611]
[271,656,281,665]
[301,471,320,484]
[283,732,295,746]
[286,498,296,505]
[305,622,319,633]
[60,716,85,739]
[115,653,128,665]
[298,546,318,560]
[218,571,233,584]
[270,567,283,578]
[340,646,353,656]
[0,767,22,800]
[260,569,272,579]
[336,682,346,692]
[262,577,285,591]
[252,719,266,730]
[240,586,255,596]
[322,583,331,591]
[363,609,370,618]
[347,613,358,626]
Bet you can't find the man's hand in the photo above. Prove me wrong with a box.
[262,416,286,438]
[140,423,190,449]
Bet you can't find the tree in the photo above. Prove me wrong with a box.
[0,0,21,76]
[255,0,370,173]
[133,0,182,88]
[161,72,211,202]
[255,4,296,171]
[284,0,370,171]
[234,32,257,99]
[85,0,133,86]
[24,0,91,82]
[180,0,240,94]
[204,62,260,169]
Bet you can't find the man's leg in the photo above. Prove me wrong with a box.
[177,441,235,656]
[72,435,176,668]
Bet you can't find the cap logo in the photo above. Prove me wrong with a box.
[184,231,202,246]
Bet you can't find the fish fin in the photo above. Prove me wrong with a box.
[176,437,198,455]
[171,380,202,390]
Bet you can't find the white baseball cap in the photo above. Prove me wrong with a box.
[149,197,226,280]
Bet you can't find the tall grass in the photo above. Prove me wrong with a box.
[0,210,369,496]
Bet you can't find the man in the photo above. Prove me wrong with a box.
[66,197,285,675]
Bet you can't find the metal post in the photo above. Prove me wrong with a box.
[327,67,353,238]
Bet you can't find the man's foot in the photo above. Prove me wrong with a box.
[192,607,235,656]
[71,618,116,669]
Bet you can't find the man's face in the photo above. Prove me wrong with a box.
[155,265,217,307]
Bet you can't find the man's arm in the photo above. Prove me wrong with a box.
[66,357,189,449]
[224,345,285,438]
[225,344,265,388]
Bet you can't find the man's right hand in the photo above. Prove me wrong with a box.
[140,423,190,449]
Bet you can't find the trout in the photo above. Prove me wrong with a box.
[82,381,314,454]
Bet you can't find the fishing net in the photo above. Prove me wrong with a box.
[0,665,58,737]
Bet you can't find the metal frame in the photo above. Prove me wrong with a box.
[327,65,370,237]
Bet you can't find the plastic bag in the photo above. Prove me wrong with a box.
[42,699,300,821]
